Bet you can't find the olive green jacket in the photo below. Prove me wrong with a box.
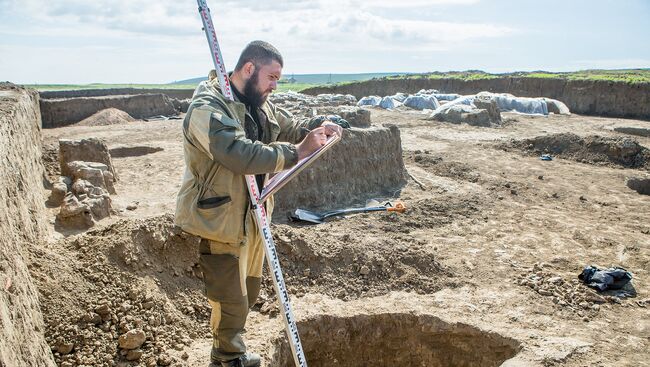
[175,79,306,244]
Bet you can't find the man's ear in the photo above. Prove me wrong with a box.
[244,61,256,78]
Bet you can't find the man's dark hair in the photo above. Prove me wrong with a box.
[234,40,283,71]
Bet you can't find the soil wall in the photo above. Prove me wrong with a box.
[273,125,406,219]
[40,94,178,128]
[0,83,56,366]
[39,88,194,100]
[303,78,650,119]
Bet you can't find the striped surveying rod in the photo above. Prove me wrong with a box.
[196,1,308,366]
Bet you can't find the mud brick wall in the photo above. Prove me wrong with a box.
[273,125,406,220]
[39,88,194,100]
[304,78,650,120]
[40,94,178,128]
[0,83,56,366]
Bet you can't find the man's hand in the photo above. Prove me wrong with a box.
[321,121,343,137]
[296,127,328,160]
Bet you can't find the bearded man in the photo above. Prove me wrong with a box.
[175,40,342,367]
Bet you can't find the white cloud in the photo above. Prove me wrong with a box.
[7,0,199,37]
[1,0,516,82]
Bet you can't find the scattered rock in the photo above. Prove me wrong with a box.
[67,160,115,194]
[57,342,74,354]
[157,354,173,366]
[47,176,71,206]
[126,349,143,361]
[56,194,94,229]
[359,265,370,275]
[118,329,146,350]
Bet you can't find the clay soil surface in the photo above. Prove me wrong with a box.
[39,110,650,366]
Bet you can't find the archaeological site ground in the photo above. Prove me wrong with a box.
[1,74,649,367]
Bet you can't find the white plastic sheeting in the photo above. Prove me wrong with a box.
[357,96,382,106]
[491,94,548,115]
[433,93,462,101]
[389,92,409,102]
[358,90,567,116]
[379,96,402,109]
[403,95,440,110]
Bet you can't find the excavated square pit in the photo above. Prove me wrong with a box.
[627,177,650,195]
[269,313,521,367]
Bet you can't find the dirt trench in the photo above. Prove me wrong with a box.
[269,313,521,367]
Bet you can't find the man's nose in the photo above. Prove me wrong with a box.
[270,80,277,90]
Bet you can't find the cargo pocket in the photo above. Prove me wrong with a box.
[199,253,243,303]
[194,191,244,244]
[197,195,231,209]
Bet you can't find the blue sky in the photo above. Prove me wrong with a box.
[0,0,648,84]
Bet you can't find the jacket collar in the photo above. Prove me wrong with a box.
[202,77,279,132]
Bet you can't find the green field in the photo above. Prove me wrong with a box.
[24,83,198,92]
[23,69,650,93]
[386,69,650,84]
[26,82,318,93]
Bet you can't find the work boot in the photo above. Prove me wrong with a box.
[209,353,261,367]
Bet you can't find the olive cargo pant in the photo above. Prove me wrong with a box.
[199,219,265,362]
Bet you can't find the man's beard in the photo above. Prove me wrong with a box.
[243,69,266,108]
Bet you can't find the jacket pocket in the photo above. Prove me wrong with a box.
[176,183,245,245]
[197,196,231,209]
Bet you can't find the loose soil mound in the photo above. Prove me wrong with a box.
[32,214,208,367]
[34,208,462,365]
[266,220,451,304]
[258,192,480,306]
[504,133,650,169]
[76,108,136,126]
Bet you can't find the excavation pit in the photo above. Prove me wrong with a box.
[627,177,650,195]
[269,313,521,367]
[109,145,164,158]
